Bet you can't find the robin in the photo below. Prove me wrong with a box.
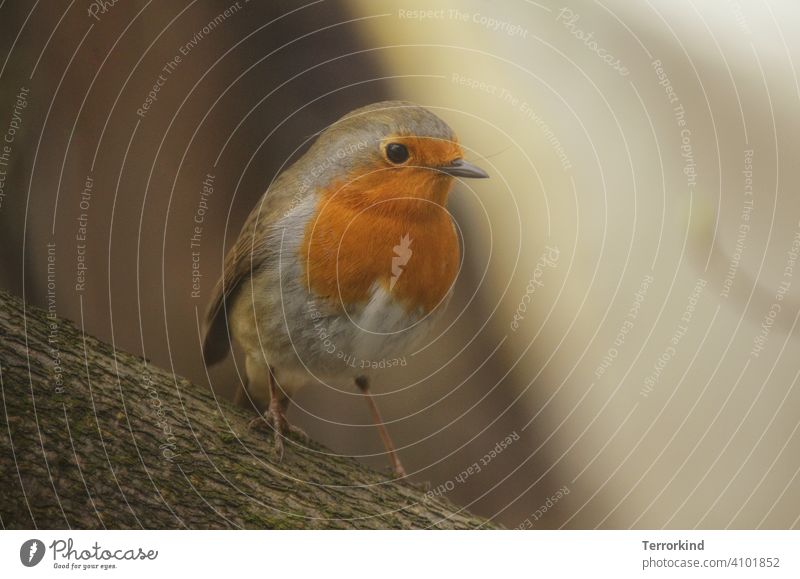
[202,101,488,477]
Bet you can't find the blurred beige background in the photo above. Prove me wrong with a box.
[1,0,799,528]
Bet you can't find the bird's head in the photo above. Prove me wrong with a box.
[303,101,488,217]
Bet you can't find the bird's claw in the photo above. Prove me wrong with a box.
[247,413,273,433]
[248,410,306,462]
[285,423,308,442]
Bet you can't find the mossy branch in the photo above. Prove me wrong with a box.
[0,289,491,529]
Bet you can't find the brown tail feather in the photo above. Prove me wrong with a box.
[202,305,232,367]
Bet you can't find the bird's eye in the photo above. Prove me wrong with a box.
[385,142,410,164]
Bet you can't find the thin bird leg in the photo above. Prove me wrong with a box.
[267,374,291,460]
[232,382,245,407]
[249,367,306,460]
[355,376,406,478]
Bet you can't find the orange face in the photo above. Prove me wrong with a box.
[331,135,465,215]
[300,136,467,313]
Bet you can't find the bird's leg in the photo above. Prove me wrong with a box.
[249,367,306,460]
[232,382,245,408]
[355,376,406,478]
[266,379,290,460]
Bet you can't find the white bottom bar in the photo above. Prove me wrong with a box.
[1,530,796,578]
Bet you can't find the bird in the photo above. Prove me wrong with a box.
[202,101,488,477]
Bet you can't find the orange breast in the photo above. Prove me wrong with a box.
[300,172,459,313]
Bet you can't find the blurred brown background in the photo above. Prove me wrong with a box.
[2,0,799,529]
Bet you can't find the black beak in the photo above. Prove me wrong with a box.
[439,158,489,179]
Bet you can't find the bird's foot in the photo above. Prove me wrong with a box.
[391,460,407,479]
[248,409,307,461]
[285,422,309,443]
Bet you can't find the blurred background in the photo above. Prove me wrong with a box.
[2,0,800,528]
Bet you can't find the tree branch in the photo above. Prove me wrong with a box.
[0,289,492,529]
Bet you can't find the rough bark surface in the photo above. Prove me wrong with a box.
[0,289,492,529]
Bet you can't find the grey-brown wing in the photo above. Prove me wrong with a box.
[202,211,261,365]
[202,171,300,366]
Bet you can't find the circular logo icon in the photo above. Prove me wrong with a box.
[19,539,45,567]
